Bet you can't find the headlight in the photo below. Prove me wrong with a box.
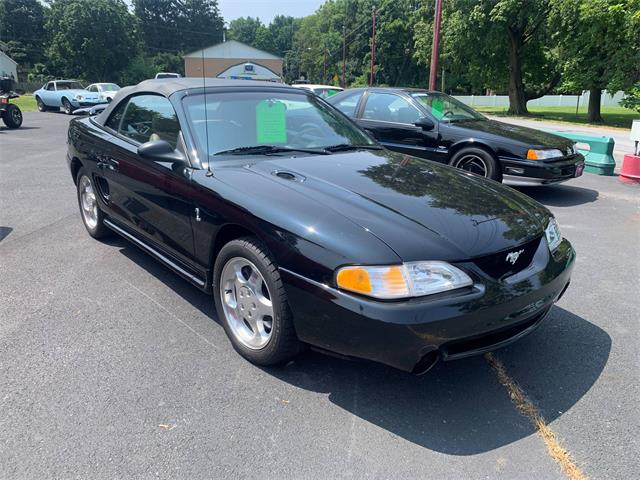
[545,218,562,251]
[74,95,84,101]
[336,261,473,299]
[527,149,564,160]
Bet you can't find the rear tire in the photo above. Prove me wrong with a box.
[2,104,22,128]
[213,237,300,366]
[76,169,111,239]
[449,147,502,182]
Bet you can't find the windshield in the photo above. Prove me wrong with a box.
[411,92,485,122]
[101,83,120,91]
[183,90,375,160]
[57,81,84,90]
[313,87,343,98]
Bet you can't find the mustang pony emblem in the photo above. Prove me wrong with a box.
[505,249,524,265]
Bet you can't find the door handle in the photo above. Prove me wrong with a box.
[97,158,119,171]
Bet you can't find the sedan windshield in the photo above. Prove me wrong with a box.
[183,90,376,160]
[411,92,485,123]
[57,81,84,90]
[101,83,120,91]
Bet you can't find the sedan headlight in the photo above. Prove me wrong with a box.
[545,217,562,251]
[74,94,84,101]
[527,149,564,160]
[336,261,473,299]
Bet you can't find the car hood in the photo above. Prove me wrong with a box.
[238,150,550,262]
[452,119,573,150]
[64,89,99,98]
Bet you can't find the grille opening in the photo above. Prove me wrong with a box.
[444,309,548,358]
[276,171,296,180]
[473,235,541,279]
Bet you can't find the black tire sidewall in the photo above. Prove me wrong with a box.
[36,96,46,112]
[213,238,296,365]
[3,104,22,128]
[62,98,73,115]
[76,168,109,238]
[450,147,502,182]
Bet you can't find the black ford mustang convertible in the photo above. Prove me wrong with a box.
[67,79,575,374]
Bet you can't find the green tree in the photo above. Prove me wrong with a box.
[441,0,560,114]
[227,17,272,50]
[268,15,301,57]
[0,0,47,71]
[133,0,223,54]
[553,0,640,123]
[46,0,138,82]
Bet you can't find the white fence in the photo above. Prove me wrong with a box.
[453,90,625,109]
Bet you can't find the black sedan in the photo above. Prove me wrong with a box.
[328,87,585,185]
[67,78,575,374]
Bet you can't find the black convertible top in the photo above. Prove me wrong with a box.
[95,78,297,126]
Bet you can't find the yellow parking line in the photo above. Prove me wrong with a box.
[485,353,588,480]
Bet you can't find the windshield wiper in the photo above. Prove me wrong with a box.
[323,144,383,152]
[214,145,329,156]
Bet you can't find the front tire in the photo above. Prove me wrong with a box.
[76,169,110,238]
[36,96,48,112]
[2,104,22,128]
[213,237,300,366]
[449,147,502,182]
[62,98,74,115]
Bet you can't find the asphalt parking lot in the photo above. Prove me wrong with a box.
[1,112,638,479]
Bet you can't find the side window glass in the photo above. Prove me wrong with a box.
[333,91,363,117]
[105,101,127,131]
[362,93,421,124]
[119,95,180,148]
[46,82,54,91]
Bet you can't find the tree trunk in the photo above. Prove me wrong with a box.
[507,30,529,115]
[587,87,603,123]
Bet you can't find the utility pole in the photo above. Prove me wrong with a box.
[323,48,327,83]
[342,25,347,88]
[370,6,376,86]
[429,0,443,90]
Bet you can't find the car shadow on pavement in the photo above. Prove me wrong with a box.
[269,306,610,455]
[515,184,599,207]
[115,240,611,455]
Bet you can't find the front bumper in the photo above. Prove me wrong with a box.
[70,99,107,108]
[281,238,575,373]
[500,154,585,186]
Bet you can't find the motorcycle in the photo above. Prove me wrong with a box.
[0,77,23,129]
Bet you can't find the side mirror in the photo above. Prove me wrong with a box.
[137,140,187,165]
[414,117,435,131]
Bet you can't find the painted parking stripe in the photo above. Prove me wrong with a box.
[485,353,587,480]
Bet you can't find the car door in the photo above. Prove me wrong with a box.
[40,81,56,106]
[97,94,196,264]
[356,91,442,162]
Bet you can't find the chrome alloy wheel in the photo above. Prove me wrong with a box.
[453,154,488,177]
[79,175,98,229]
[220,257,274,350]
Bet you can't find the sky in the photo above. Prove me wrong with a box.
[217,0,325,24]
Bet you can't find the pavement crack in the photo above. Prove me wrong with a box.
[485,352,587,480]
